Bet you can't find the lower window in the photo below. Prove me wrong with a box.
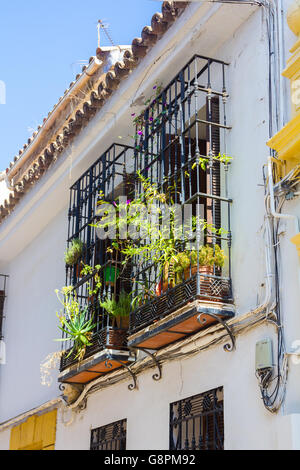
[91,419,127,450]
[170,387,224,450]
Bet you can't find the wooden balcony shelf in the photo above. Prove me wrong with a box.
[128,299,235,350]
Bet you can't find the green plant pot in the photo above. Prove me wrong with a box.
[104,266,120,285]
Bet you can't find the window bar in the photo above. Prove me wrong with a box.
[179,70,186,204]
[173,79,179,206]
[144,107,149,179]
[161,90,167,186]
[0,275,8,341]
[86,166,94,267]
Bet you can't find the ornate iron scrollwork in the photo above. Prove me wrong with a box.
[197,312,235,352]
[129,346,162,381]
[104,355,137,391]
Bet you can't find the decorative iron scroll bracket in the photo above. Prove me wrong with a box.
[105,356,137,391]
[197,313,236,352]
[129,346,162,382]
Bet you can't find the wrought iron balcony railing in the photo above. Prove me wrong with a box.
[129,54,233,340]
[60,54,233,376]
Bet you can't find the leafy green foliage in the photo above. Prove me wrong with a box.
[171,244,226,274]
[80,263,102,298]
[55,287,95,361]
[191,152,232,171]
[64,238,84,266]
[100,291,131,318]
[93,171,229,305]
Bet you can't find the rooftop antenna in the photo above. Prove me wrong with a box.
[97,19,120,50]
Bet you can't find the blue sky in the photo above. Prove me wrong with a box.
[0,0,162,170]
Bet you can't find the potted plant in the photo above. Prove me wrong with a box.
[55,286,95,361]
[93,171,228,301]
[100,291,131,348]
[64,238,85,277]
[100,291,131,329]
[161,245,226,293]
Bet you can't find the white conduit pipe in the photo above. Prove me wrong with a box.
[268,157,300,235]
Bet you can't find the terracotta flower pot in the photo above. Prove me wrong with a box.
[184,264,214,279]
[108,328,127,349]
[161,264,214,294]
[75,263,83,278]
[115,315,130,330]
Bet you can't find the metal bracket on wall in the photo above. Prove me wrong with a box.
[104,356,138,391]
[129,346,162,382]
[197,313,236,352]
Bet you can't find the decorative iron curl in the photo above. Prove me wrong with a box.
[105,359,113,369]
[197,313,235,352]
[105,355,137,391]
[130,346,162,381]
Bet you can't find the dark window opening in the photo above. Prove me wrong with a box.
[170,387,224,450]
[91,419,127,450]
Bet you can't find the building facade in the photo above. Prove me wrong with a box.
[0,0,300,450]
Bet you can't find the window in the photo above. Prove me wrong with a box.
[91,419,127,450]
[60,144,134,371]
[170,387,224,450]
[130,55,232,336]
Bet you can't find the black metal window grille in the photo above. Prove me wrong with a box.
[0,275,8,341]
[61,143,136,369]
[62,54,233,367]
[130,54,232,333]
[170,387,224,450]
[91,419,127,450]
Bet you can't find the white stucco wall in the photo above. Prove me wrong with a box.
[0,206,67,422]
[0,0,299,451]
[54,324,281,450]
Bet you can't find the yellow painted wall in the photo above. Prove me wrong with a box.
[267,1,300,173]
[9,409,57,451]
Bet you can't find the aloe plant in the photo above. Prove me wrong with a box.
[56,307,95,360]
[55,287,95,361]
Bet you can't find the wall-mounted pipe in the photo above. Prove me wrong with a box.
[268,156,300,234]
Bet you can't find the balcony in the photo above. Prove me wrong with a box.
[58,144,136,385]
[128,54,234,349]
[58,55,234,384]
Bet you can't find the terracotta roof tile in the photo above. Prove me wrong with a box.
[0,1,189,224]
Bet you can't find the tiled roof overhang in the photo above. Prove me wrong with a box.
[0,1,189,223]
